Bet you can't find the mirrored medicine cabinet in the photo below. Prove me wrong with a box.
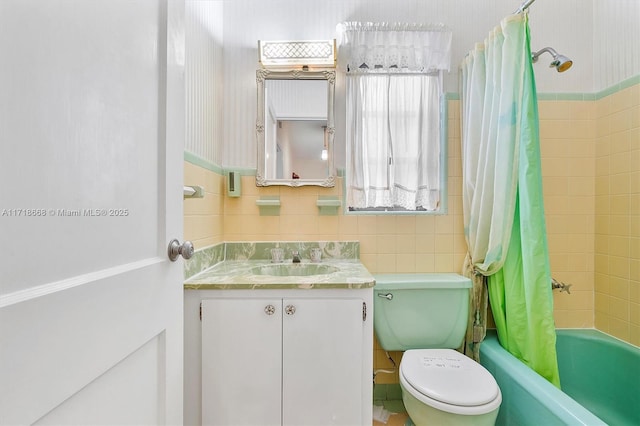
[256,69,336,187]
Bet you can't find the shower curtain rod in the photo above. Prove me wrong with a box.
[514,0,536,14]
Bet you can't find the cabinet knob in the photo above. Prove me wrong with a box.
[264,304,276,315]
[284,305,296,315]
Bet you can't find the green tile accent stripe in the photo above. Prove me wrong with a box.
[452,74,639,102]
[184,152,258,177]
[537,92,595,101]
[223,167,257,177]
[184,151,224,174]
[619,74,640,89]
[594,74,640,100]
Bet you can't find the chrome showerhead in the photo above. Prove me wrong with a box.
[532,47,573,72]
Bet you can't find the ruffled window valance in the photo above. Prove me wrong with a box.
[336,22,452,73]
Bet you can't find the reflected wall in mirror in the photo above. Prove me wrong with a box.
[256,69,335,187]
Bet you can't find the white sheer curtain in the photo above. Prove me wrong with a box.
[339,22,452,210]
[346,73,442,210]
[461,25,519,276]
[337,22,452,73]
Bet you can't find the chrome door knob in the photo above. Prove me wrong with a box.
[265,305,276,315]
[168,239,194,261]
[284,305,296,315]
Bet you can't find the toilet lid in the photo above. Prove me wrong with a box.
[400,349,500,407]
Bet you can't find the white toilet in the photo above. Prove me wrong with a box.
[374,274,501,426]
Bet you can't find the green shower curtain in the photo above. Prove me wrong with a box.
[460,13,560,387]
[488,28,560,385]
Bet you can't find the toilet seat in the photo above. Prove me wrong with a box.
[400,349,502,415]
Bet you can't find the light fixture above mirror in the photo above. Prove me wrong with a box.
[259,39,336,69]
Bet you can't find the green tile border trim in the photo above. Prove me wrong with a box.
[222,167,257,177]
[184,152,258,177]
[619,74,640,89]
[450,74,639,102]
[594,74,640,100]
[184,151,224,174]
[537,92,594,101]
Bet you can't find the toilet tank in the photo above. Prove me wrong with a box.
[373,273,472,351]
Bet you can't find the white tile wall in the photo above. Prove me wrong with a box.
[185,0,224,165]
[184,0,639,176]
[221,0,603,169]
[593,0,640,92]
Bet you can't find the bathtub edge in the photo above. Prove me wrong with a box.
[480,330,606,426]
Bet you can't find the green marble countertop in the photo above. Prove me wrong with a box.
[184,259,375,290]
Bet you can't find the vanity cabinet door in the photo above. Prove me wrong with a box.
[201,298,282,426]
[282,298,364,426]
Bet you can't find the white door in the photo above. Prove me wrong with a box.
[201,298,282,426]
[0,1,185,424]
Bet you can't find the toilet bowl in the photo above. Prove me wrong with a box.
[373,273,502,426]
[399,349,501,425]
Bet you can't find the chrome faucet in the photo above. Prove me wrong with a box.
[292,250,301,263]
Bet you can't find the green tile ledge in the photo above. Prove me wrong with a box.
[256,196,280,216]
[183,241,374,290]
[317,196,341,215]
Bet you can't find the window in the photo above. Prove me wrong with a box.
[345,72,445,212]
[337,21,452,214]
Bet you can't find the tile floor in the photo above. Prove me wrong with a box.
[372,384,410,426]
[372,411,410,426]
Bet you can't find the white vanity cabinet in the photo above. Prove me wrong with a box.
[184,287,373,426]
[202,296,364,425]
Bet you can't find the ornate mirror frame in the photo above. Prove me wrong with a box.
[256,69,336,187]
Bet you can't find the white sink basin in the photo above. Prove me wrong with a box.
[250,264,339,277]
